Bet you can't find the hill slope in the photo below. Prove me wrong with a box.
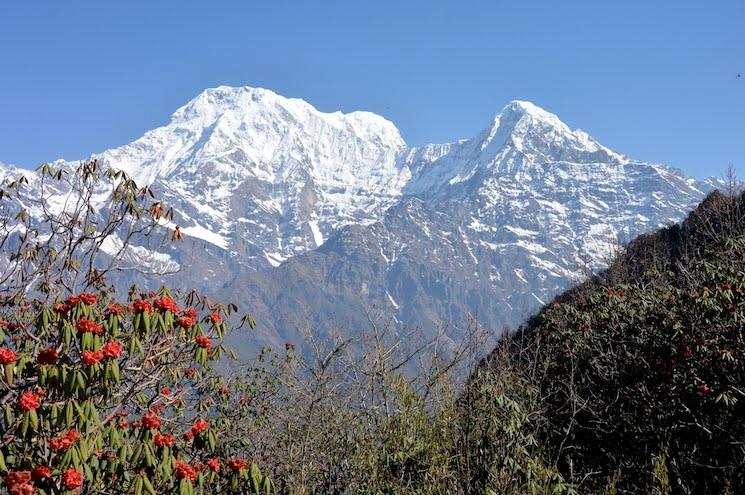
[483,189,745,493]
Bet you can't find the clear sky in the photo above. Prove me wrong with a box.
[0,1,742,178]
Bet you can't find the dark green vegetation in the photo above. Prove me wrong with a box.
[483,189,745,493]
[236,190,744,494]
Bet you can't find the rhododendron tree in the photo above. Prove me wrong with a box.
[0,162,271,494]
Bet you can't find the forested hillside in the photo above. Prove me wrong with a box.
[480,188,745,493]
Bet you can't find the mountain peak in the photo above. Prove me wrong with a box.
[489,100,571,138]
[477,100,624,164]
[502,99,556,117]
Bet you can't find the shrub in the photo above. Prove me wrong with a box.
[504,191,745,493]
[0,162,272,494]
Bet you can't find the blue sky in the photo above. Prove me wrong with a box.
[0,1,742,178]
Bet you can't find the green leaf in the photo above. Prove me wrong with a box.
[142,474,156,495]
[133,474,143,495]
[65,401,74,427]
[21,411,30,436]
[29,409,38,430]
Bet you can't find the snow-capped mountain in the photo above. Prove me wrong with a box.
[93,86,409,267]
[0,86,714,353]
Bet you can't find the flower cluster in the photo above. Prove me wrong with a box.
[50,429,78,451]
[195,335,212,348]
[183,418,209,441]
[0,288,266,493]
[107,303,124,316]
[61,468,83,489]
[101,341,123,359]
[176,316,194,329]
[174,459,197,480]
[76,316,104,335]
[140,410,162,430]
[82,350,103,365]
[228,458,249,473]
[154,433,175,447]
[0,347,17,365]
[154,297,180,313]
[132,299,153,314]
[206,458,221,472]
[3,466,64,494]
[77,292,97,305]
[18,391,41,412]
[36,347,58,365]
[3,470,34,495]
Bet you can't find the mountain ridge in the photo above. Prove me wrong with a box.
[0,86,715,354]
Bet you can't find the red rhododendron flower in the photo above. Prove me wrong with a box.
[206,458,220,472]
[191,418,208,435]
[3,471,31,486]
[66,295,80,306]
[154,297,180,313]
[37,347,59,365]
[161,387,170,396]
[132,299,153,314]
[106,304,123,316]
[78,292,97,305]
[61,468,83,489]
[153,433,174,447]
[0,347,17,365]
[174,460,197,480]
[194,335,211,348]
[140,411,161,429]
[76,317,103,335]
[183,308,198,319]
[30,466,51,481]
[53,302,69,313]
[218,386,230,395]
[100,342,122,359]
[227,458,248,473]
[3,471,34,495]
[209,312,222,323]
[182,430,194,441]
[50,429,78,451]
[176,316,194,329]
[185,367,197,377]
[699,384,712,394]
[18,391,40,412]
[12,482,35,495]
[81,350,103,366]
